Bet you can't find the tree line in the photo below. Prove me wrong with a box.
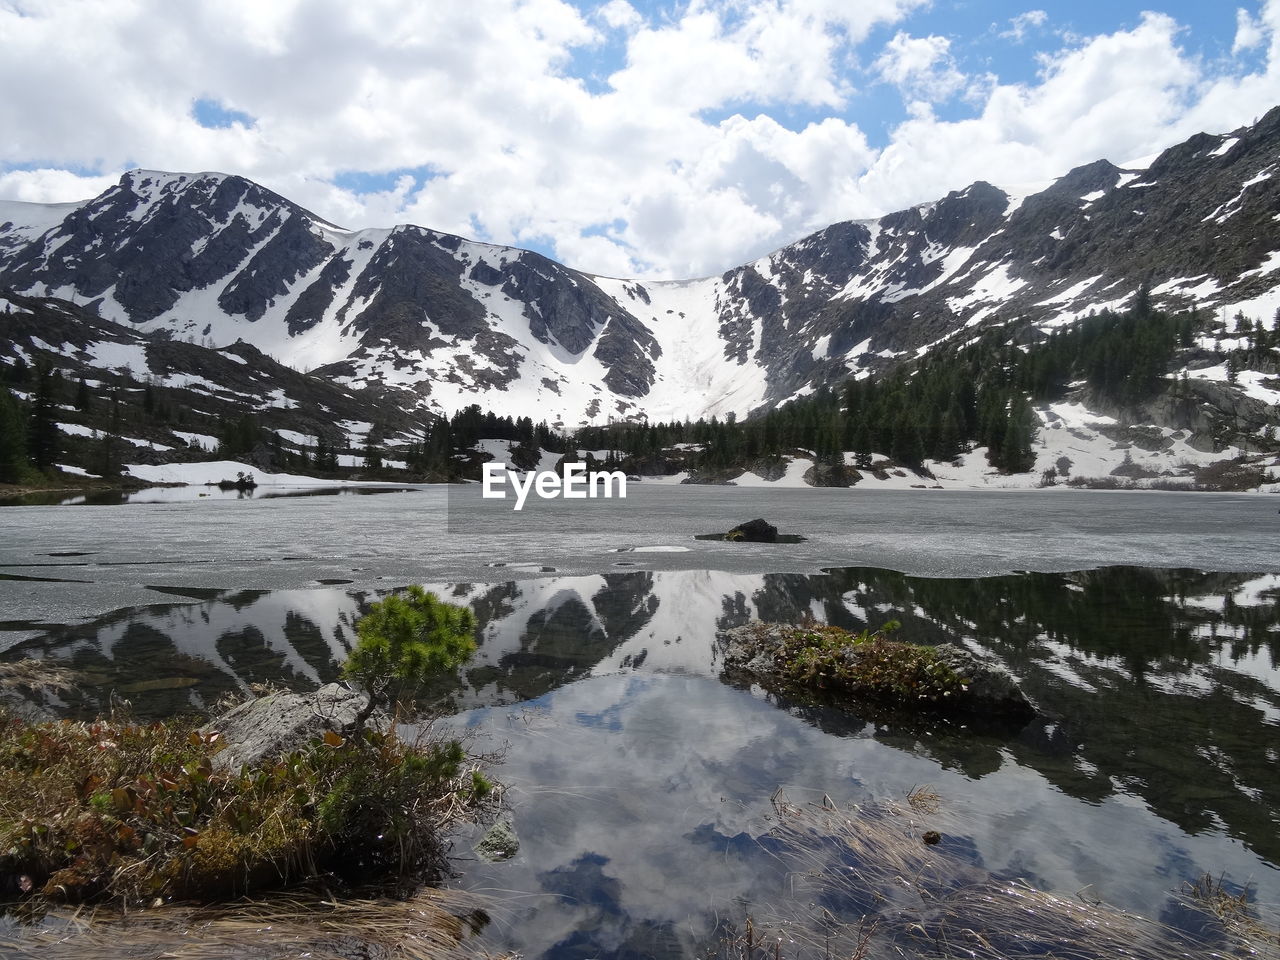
[4,296,1276,485]
[575,298,1268,476]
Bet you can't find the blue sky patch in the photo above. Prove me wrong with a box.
[332,165,438,196]
[191,98,255,130]
[0,159,105,176]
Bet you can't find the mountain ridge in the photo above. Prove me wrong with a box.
[2,109,1280,428]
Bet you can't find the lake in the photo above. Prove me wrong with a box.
[1,486,1277,957]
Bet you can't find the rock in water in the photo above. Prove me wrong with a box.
[927,643,1033,718]
[728,518,778,542]
[475,813,520,862]
[201,682,378,772]
[718,623,1035,723]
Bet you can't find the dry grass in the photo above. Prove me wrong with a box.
[745,792,1279,960]
[706,914,877,960]
[0,659,79,694]
[0,888,494,959]
[0,710,493,904]
[904,784,941,815]
[1186,871,1280,954]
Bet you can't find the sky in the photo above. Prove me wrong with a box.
[1,0,1279,279]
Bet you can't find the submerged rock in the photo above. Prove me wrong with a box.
[718,622,1034,723]
[475,813,520,862]
[201,682,381,772]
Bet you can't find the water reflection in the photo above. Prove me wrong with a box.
[3,565,1279,944]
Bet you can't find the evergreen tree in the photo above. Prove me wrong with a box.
[890,411,925,469]
[28,364,59,470]
[96,390,122,479]
[3,357,29,385]
[934,408,964,462]
[999,397,1037,473]
[0,388,29,483]
[218,413,262,458]
[75,377,91,413]
[823,449,849,485]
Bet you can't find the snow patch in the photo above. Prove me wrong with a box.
[85,340,149,374]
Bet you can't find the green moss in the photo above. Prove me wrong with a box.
[766,622,968,704]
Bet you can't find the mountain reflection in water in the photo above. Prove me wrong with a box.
[3,565,1278,957]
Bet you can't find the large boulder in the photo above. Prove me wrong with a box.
[727,518,777,542]
[201,682,381,772]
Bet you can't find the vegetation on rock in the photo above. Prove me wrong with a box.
[720,620,1033,721]
[0,712,489,903]
[0,588,491,907]
[730,621,967,703]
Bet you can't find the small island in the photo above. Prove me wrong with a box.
[212,471,257,491]
[719,620,1034,723]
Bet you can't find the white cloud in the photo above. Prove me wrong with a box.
[0,168,119,204]
[1234,7,1265,54]
[873,32,967,102]
[1001,9,1048,43]
[0,1,1279,282]
[596,0,641,31]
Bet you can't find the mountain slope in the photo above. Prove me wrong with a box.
[3,110,1280,428]
[0,291,439,477]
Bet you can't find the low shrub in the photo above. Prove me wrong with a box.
[0,712,491,905]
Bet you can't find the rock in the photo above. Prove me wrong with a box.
[201,682,381,772]
[475,813,520,862]
[718,623,1035,723]
[727,518,777,543]
[927,643,1035,719]
[803,460,855,487]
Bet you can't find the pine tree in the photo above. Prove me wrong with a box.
[0,388,29,483]
[890,411,925,469]
[314,435,339,472]
[96,390,122,479]
[934,408,964,462]
[75,377,91,413]
[1000,397,1037,473]
[28,364,59,471]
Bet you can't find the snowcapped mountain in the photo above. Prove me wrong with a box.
[3,109,1280,427]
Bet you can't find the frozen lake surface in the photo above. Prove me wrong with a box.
[1,487,1278,958]
[3,485,1279,640]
